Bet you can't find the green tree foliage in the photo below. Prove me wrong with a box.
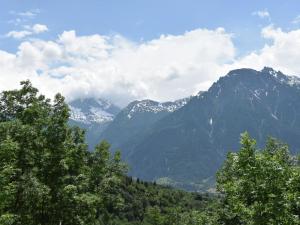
[217,132,300,225]
[114,177,214,225]
[0,81,125,225]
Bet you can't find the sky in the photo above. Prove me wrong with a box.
[1,0,300,106]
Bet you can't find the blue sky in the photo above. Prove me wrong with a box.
[2,0,300,54]
[1,1,300,105]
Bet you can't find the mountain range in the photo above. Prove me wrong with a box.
[98,98,191,156]
[68,67,300,191]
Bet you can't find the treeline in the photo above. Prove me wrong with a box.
[1,81,300,225]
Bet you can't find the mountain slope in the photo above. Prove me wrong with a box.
[99,98,191,157]
[68,98,121,149]
[126,67,300,188]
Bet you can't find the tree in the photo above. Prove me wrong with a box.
[0,81,126,225]
[143,206,165,225]
[217,132,300,225]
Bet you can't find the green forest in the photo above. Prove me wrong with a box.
[1,81,300,225]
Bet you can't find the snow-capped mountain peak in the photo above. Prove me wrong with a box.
[125,98,190,119]
[69,98,121,124]
[262,67,300,87]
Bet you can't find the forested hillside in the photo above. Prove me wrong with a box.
[1,81,300,225]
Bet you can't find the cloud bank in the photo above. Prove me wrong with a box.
[1,26,300,106]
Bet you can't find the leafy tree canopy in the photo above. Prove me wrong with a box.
[217,132,300,225]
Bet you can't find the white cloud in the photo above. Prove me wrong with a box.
[252,10,270,19]
[8,9,41,25]
[231,25,300,75]
[6,24,49,39]
[18,11,36,18]
[32,24,49,33]
[10,9,40,18]
[6,30,32,39]
[1,26,300,106]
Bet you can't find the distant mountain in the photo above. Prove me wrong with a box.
[99,98,191,157]
[120,67,300,190]
[68,98,121,149]
[69,68,300,191]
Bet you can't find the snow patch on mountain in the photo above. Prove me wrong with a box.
[126,98,190,119]
[263,67,300,88]
[69,98,120,124]
[69,105,114,124]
